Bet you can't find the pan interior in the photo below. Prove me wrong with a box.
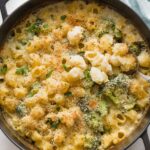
[0,1,150,150]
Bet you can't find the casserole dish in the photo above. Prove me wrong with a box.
[0,0,150,150]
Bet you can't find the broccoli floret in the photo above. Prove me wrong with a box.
[129,41,146,56]
[84,111,104,133]
[114,28,123,42]
[84,134,100,150]
[16,103,27,117]
[90,83,105,97]
[103,18,116,31]
[46,118,61,129]
[96,100,108,117]
[27,18,43,35]
[102,18,123,42]
[98,30,109,38]
[16,65,29,76]
[83,69,94,88]
[77,97,90,113]
[27,82,41,97]
[102,74,136,111]
[102,74,129,101]
[0,64,7,75]
[78,97,106,133]
[46,69,53,78]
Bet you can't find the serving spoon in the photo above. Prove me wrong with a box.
[138,71,150,82]
[126,55,150,82]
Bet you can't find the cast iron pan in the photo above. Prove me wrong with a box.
[0,0,150,150]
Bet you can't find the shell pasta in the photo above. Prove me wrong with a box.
[0,1,150,150]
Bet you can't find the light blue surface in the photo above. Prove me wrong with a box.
[124,0,150,28]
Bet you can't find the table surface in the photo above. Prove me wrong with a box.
[0,0,150,150]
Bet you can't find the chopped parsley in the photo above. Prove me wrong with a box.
[84,69,91,80]
[129,41,146,56]
[62,63,70,72]
[27,18,43,35]
[0,64,7,75]
[19,39,28,45]
[46,118,61,129]
[83,69,94,88]
[16,103,27,117]
[16,65,29,76]
[43,23,49,29]
[60,15,67,21]
[46,69,53,78]
[98,30,109,38]
[103,18,116,31]
[64,91,72,97]
[27,82,41,97]
[114,28,123,42]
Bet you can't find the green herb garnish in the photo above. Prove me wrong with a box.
[46,70,53,78]
[64,91,72,97]
[46,118,61,129]
[83,69,94,88]
[16,65,29,76]
[43,23,49,29]
[78,51,85,57]
[0,65,7,75]
[98,30,109,38]
[114,28,123,42]
[103,18,116,31]
[27,82,41,97]
[19,39,28,45]
[84,69,91,80]
[62,63,70,72]
[27,18,43,35]
[16,103,27,117]
[60,15,67,21]
[129,41,146,56]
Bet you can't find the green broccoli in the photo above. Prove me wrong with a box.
[114,28,123,42]
[19,39,28,46]
[103,18,115,31]
[0,64,7,75]
[102,74,136,111]
[77,97,90,113]
[27,82,41,97]
[96,100,108,117]
[60,15,67,21]
[46,69,53,78]
[98,30,109,38]
[64,91,72,97]
[16,65,29,76]
[90,83,104,96]
[100,18,123,42]
[84,134,100,150]
[78,96,107,133]
[129,41,146,56]
[27,18,43,35]
[46,118,61,129]
[84,111,104,133]
[16,103,27,117]
[83,69,94,88]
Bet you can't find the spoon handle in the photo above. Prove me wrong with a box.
[138,72,150,83]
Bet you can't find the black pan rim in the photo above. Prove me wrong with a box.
[0,0,150,150]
